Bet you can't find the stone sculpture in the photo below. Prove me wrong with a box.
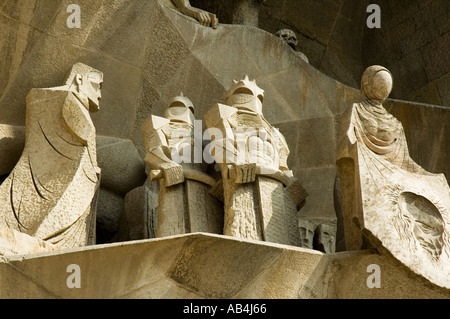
[298,219,315,249]
[275,29,309,63]
[0,62,102,248]
[142,93,223,237]
[298,219,336,253]
[337,65,450,288]
[204,76,307,246]
[316,223,336,254]
[172,0,218,28]
[169,0,266,28]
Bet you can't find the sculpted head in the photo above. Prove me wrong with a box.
[65,62,103,112]
[317,224,336,254]
[361,65,393,104]
[164,93,195,126]
[298,219,315,249]
[275,29,298,50]
[226,76,264,114]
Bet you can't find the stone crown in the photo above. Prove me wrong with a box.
[226,75,265,102]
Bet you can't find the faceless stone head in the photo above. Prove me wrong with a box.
[164,92,195,126]
[276,29,298,50]
[65,62,103,112]
[361,65,393,104]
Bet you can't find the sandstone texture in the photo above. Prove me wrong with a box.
[0,0,448,299]
[1,233,449,299]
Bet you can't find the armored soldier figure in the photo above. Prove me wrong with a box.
[142,93,223,237]
[204,76,307,246]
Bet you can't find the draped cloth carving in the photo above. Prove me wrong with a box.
[337,65,450,289]
[0,63,102,249]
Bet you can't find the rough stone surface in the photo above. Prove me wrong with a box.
[115,180,159,241]
[96,187,125,244]
[259,0,369,88]
[1,233,449,299]
[0,225,60,257]
[363,0,450,107]
[0,124,24,176]
[97,136,146,195]
[0,0,449,299]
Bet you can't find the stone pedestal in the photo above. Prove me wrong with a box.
[1,233,449,299]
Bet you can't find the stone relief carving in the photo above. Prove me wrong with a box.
[298,218,336,253]
[204,76,307,246]
[142,93,223,237]
[0,0,449,300]
[316,223,336,254]
[298,219,315,249]
[337,65,450,288]
[0,62,102,248]
[275,29,309,63]
[172,0,218,28]
[167,0,267,28]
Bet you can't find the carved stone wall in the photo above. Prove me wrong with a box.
[0,0,449,298]
[191,0,371,89]
[363,0,450,106]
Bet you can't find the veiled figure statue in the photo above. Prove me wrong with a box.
[0,62,102,248]
[337,65,450,289]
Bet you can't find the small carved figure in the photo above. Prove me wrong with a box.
[142,93,223,237]
[172,0,218,28]
[316,223,336,254]
[337,65,450,288]
[275,29,309,63]
[0,62,102,248]
[298,219,314,249]
[204,76,307,246]
[170,0,267,28]
[0,124,25,176]
[298,219,336,253]
[275,29,298,50]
